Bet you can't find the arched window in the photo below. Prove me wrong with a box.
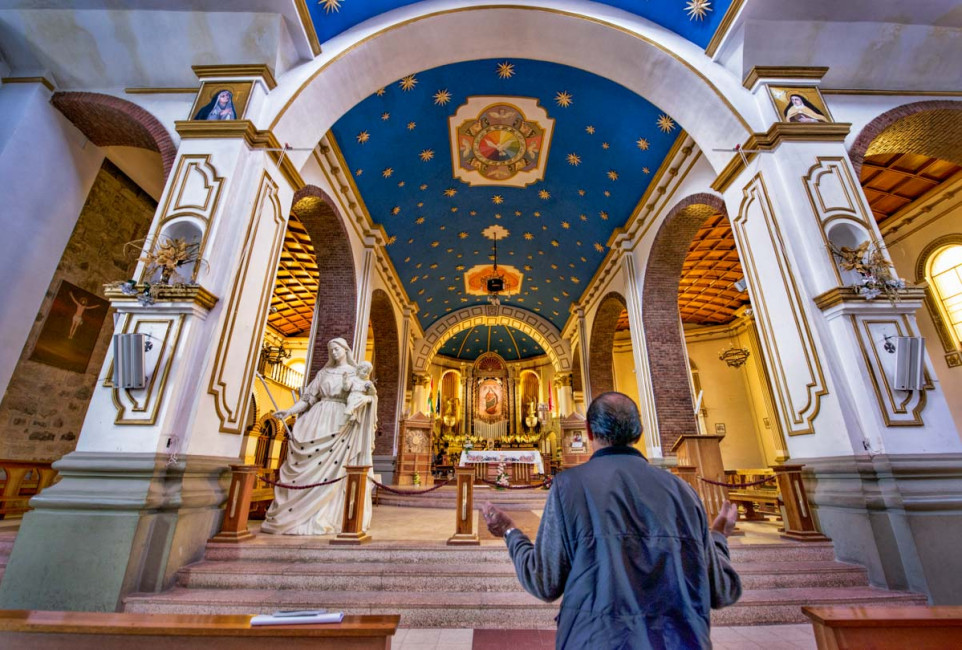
[929,245,962,348]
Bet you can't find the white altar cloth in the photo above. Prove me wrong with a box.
[459,450,545,474]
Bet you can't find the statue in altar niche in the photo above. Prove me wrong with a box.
[261,337,377,536]
[442,397,460,434]
[523,400,541,434]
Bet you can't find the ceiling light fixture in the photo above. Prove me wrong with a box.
[486,233,505,306]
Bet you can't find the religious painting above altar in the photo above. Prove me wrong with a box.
[477,378,503,421]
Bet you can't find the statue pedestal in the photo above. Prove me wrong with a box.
[397,413,434,486]
[332,466,371,546]
[671,435,725,482]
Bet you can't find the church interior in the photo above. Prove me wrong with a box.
[0,0,961,646]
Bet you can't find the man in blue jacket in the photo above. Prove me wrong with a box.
[483,392,741,649]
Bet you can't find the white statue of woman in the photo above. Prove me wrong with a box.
[261,338,377,536]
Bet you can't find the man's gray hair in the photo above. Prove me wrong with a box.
[586,392,643,446]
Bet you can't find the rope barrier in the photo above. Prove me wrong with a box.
[697,475,777,488]
[255,474,345,490]
[479,478,552,490]
[368,477,452,495]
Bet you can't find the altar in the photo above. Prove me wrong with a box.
[459,450,545,484]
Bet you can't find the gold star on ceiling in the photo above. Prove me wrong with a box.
[594,243,605,252]
[523,232,533,240]
[604,190,611,197]
[585,125,595,134]
[443,188,457,197]
[433,89,451,105]
[386,235,396,245]
[391,206,401,215]
[636,138,650,150]
[430,241,439,247]
[381,112,390,121]
[419,149,434,162]
[657,114,676,132]
[555,91,573,107]
[420,184,428,190]
[642,167,651,174]
[538,189,551,200]
[398,181,405,187]
[551,240,560,247]
[458,232,469,239]
[382,167,393,178]
[375,87,386,96]
[571,277,581,284]
[600,211,609,220]
[578,189,586,196]
[685,0,712,21]
[561,221,570,229]
[320,0,342,14]
[356,131,370,144]
[415,217,425,224]
[566,153,581,166]
[492,195,503,204]
[496,61,515,79]
[607,170,619,181]
[450,207,458,213]
[602,142,610,149]
[399,75,418,91]
[407,121,416,130]
[355,169,362,176]
[580,214,587,221]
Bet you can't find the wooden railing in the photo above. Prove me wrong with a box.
[0,460,59,519]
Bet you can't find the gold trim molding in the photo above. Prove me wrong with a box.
[821,88,962,97]
[125,87,197,95]
[742,66,829,90]
[174,121,305,190]
[712,123,852,193]
[192,64,277,90]
[104,284,220,311]
[704,0,744,58]
[813,286,926,311]
[293,0,322,56]
[1,76,55,91]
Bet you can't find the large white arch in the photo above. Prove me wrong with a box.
[267,2,762,175]
[412,304,572,373]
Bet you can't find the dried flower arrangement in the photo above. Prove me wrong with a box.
[829,240,905,302]
[108,236,208,306]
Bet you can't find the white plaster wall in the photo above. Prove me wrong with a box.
[886,204,962,437]
[685,335,765,469]
[0,82,104,399]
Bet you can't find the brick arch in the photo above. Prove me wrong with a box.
[588,292,628,400]
[370,289,400,456]
[850,100,962,176]
[642,193,726,453]
[571,345,584,394]
[293,185,357,381]
[50,92,176,178]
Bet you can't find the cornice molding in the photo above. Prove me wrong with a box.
[813,286,926,311]
[125,87,197,95]
[1,76,55,91]
[711,122,851,193]
[191,64,277,90]
[742,66,829,90]
[104,283,219,312]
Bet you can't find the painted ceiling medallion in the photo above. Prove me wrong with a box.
[464,263,524,296]
[449,97,554,187]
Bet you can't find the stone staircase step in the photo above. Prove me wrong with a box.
[177,559,867,592]
[124,585,927,629]
[203,540,837,565]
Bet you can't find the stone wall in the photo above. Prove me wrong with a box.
[0,160,156,461]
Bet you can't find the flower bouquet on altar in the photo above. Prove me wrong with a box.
[413,471,422,487]
[495,462,510,490]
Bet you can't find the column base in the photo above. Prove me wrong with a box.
[330,532,371,545]
[802,453,962,604]
[0,452,229,612]
[446,533,480,546]
[209,529,255,543]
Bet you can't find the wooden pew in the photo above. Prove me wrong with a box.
[0,610,400,649]
[0,460,59,519]
[726,468,779,521]
[803,606,962,649]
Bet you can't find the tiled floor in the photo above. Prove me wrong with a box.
[389,624,816,649]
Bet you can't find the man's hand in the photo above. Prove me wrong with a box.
[482,502,515,538]
[711,501,738,537]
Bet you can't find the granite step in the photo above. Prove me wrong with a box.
[177,559,867,592]
[377,485,549,510]
[123,585,927,628]
[203,540,837,565]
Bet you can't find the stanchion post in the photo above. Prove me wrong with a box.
[332,465,372,545]
[447,465,480,546]
[772,464,830,542]
[210,465,257,543]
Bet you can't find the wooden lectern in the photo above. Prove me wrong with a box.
[671,435,726,482]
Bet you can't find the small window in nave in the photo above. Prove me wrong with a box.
[930,244,962,346]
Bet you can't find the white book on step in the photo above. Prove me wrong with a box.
[250,612,344,626]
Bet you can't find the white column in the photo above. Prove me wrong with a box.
[574,306,592,405]
[351,241,376,360]
[619,245,662,459]
[392,306,413,454]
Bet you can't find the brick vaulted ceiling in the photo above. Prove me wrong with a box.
[860,152,962,226]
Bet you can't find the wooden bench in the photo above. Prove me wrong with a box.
[726,468,779,521]
[803,606,962,649]
[0,610,400,649]
[0,460,59,519]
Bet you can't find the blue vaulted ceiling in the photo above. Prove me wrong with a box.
[330,58,681,330]
[436,326,545,361]
[309,1,734,49]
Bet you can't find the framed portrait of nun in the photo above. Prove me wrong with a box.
[188,81,254,121]
[768,86,834,124]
